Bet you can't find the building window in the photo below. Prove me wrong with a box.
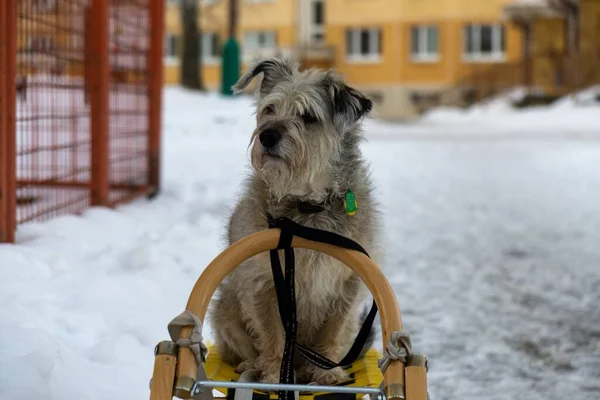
[345,28,381,62]
[411,25,439,62]
[27,35,55,52]
[164,33,179,64]
[31,0,57,12]
[201,32,220,63]
[310,0,325,43]
[312,0,323,25]
[243,31,277,50]
[463,24,505,61]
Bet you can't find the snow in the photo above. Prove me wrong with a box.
[503,0,560,17]
[505,0,554,9]
[551,85,600,109]
[420,87,600,136]
[1,86,600,400]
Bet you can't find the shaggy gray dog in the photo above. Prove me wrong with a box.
[209,57,380,385]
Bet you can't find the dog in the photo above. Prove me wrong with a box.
[209,57,381,386]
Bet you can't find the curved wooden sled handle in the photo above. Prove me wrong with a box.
[151,228,427,400]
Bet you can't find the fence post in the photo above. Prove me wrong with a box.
[0,0,7,242]
[1,0,17,243]
[90,0,110,206]
[84,6,91,105]
[148,0,165,198]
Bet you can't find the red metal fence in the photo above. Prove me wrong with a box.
[0,0,164,243]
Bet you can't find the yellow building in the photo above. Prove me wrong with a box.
[163,0,333,87]
[15,1,78,76]
[326,0,526,117]
[16,0,155,83]
[163,0,599,119]
[501,0,600,98]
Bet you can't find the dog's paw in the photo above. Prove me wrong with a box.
[259,371,280,384]
[312,367,350,385]
[295,366,313,384]
[235,359,256,373]
[255,357,282,383]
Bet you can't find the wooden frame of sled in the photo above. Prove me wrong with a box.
[148,228,428,400]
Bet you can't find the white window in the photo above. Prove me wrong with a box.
[345,28,381,63]
[29,35,54,52]
[201,32,220,63]
[164,33,179,65]
[309,0,325,43]
[31,0,57,12]
[463,24,505,62]
[411,25,439,62]
[167,0,218,4]
[243,31,277,50]
[24,36,32,52]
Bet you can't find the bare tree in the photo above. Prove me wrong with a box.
[180,0,204,90]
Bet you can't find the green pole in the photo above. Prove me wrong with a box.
[221,38,240,96]
[221,0,239,96]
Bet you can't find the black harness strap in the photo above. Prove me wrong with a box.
[267,216,378,400]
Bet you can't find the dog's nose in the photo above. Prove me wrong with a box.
[259,129,282,148]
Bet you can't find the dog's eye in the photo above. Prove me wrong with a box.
[264,105,276,115]
[300,112,319,125]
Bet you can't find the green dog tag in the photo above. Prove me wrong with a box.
[344,190,357,216]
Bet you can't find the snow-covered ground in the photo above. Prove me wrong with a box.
[1,87,599,400]
[420,86,600,137]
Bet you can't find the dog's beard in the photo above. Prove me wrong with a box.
[251,143,297,201]
[251,143,334,202]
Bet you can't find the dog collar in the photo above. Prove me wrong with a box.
[295,189,357,215]
[296,201,325,214]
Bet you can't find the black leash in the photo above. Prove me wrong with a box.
[267,216,378,400]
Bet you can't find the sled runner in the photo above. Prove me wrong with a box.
[148,218,429,400]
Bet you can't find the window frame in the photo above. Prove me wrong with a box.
[463,23,506,62]
[31,0,57,13]
[167,0,220,4]
[309,0,325,44]
[201,32,221,64]
[28,35,55,52]
[245,0,276,4]
[243,30,277,50]
[164,33,179,65]
[410,25,439,63]
[345,27,382,64]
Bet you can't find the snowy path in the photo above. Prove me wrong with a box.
[1,88,599,400]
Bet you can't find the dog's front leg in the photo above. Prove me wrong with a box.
[302,304,357,384]
[239,283,286,383]
[299,276,364,385]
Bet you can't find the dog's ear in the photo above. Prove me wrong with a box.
[232,57,298,96]
[323,73,373,133]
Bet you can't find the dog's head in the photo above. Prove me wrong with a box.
[234,57,372,200]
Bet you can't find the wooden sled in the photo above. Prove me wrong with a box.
[148,227,429,400]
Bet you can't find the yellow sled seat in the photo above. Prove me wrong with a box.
[204,345,384,400]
